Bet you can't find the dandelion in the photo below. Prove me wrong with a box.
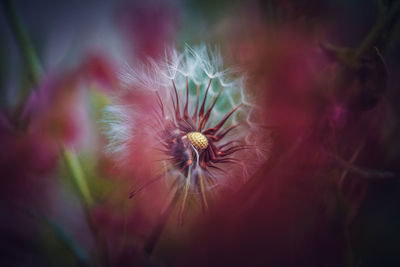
[103,44,268,225]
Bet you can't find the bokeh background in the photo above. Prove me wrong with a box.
[1,0,400,266]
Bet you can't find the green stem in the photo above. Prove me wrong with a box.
[2,0,42,85]
[45,216,90,267]
[62,147,94,206]
[63,148,110,265]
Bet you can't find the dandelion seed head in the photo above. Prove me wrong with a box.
[103,44,270,218]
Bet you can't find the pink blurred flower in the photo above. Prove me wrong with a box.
[81,53,118,92]
[0,63,99,202]
[116,0,180,60]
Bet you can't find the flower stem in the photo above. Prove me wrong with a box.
[62,147,111,266]
[45,216,90,267]
[2,0,42,85]
[62,147,94,206]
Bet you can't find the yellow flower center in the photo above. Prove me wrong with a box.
[186,132,208,150]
